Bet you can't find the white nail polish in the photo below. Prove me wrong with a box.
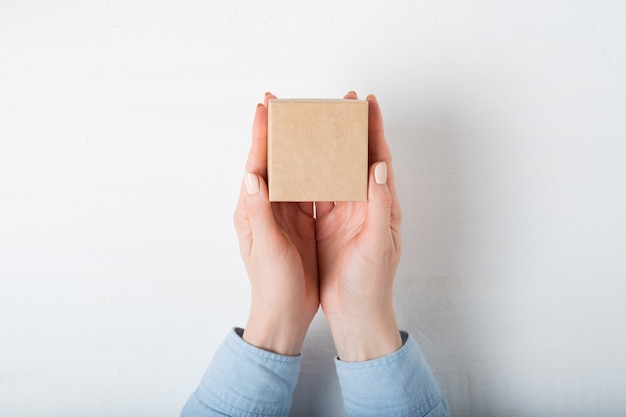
[374,162,387,185]
[245,172,260,194]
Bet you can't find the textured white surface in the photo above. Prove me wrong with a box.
[1,1,626,416]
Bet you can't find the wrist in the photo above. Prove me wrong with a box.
[327,308,402,362]
[243,311,309,356]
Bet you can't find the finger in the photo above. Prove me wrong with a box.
[366,94,390,163]
[344,90,358,100]
[362,162,393,243]
[264,91,276,108]
[298,201,315,218]
[233,178,252,256]
[246,101,269,179]
[313,201,335,219]
[367,94,402,227]
[243,171,280,245]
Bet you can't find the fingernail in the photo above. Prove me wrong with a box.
[257,103,264,108]
[374,162,387,185]
[367,93,377,100]
[347,90,357,95]
[245,172,260,194]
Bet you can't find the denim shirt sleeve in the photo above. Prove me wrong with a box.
[181,328,301,417]
[335,331,450,417]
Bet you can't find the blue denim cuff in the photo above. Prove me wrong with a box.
[335,331,449,417]
[183,328,301,417]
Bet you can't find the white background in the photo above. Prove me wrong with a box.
[1,1,625,416]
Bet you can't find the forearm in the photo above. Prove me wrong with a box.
[243,303,311,356]
[326,306,402,362]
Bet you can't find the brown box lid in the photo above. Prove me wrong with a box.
[268,99,368,202]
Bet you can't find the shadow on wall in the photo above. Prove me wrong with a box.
[391,92,489,416]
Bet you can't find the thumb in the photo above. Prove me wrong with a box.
[244,172,278,242]
[363,162,392,241]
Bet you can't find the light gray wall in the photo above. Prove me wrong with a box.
[1,1,625,416]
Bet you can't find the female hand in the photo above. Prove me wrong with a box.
[316,92,403,361]
[233,93,319,356]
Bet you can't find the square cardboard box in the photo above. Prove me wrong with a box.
[268,99,368,202]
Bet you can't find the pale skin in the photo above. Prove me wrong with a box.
[233,91,402,361]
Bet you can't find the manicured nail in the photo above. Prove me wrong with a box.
[245,172,260,194]
[374,162,387,185]
[367,93,377,100]
[257,103,264,108]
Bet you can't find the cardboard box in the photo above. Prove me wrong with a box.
[268,99,368,202]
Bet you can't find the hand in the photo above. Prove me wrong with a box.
[233,93,319,356]
[316,92,403,361]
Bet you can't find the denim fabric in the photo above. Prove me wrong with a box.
[181,328,301,417]
[182,328,448,417]
[335,331,449,417]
